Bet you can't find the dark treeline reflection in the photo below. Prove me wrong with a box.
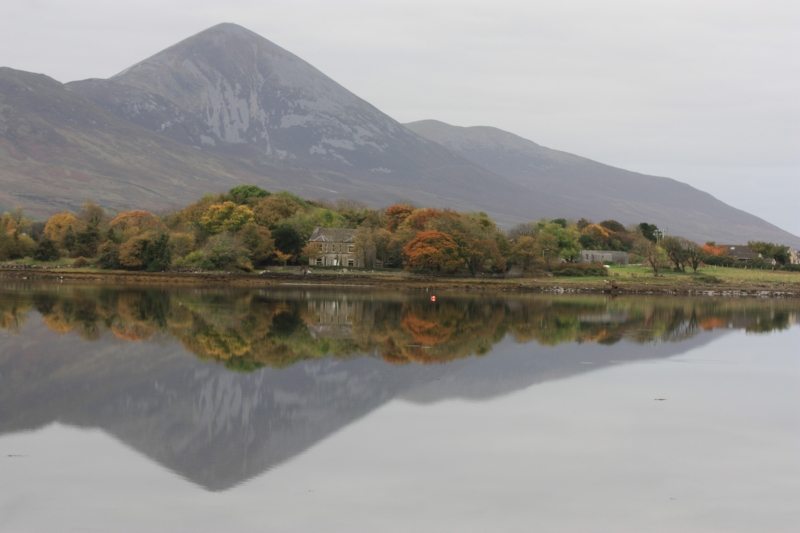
[1,284,798,370]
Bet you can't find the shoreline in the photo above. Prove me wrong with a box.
[1,267,798,298]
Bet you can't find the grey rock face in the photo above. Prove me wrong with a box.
[71,24,484,180]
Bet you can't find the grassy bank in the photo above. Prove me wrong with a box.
[1,263,799,297]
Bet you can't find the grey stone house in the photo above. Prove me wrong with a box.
[307,227,362,267]
[580,250,629,265]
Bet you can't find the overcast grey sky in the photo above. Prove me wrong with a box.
[3,0,798,234]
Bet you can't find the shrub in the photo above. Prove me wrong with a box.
[72,257,90,268]
[551,263,609,277]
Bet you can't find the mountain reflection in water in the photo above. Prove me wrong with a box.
[0,283,798,491]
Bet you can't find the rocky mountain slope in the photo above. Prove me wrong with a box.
[0,67,266,216]
[0,22,797,246]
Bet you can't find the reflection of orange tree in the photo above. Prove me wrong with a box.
[375,301,506,365]
[4,287,799,371]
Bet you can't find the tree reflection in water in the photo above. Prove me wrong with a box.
[1,284,797,370]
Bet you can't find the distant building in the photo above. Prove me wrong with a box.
[717,244,761,262]
[790,249,800,265]
[579,250,629,265]
[307,227,362,267]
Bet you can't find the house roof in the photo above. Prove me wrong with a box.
[308,227,357,243]
[717,244,760,260]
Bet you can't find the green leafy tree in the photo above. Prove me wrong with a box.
[638,222,660,243]
[633,236,668,274]
[33,238,60,261]
[272,224,304,262]
[662,236,690,272]
[227,185,270,205]
[97,242,121,269]
[143,233,171,272]
[749,241,790,266]
[684,241,705,273]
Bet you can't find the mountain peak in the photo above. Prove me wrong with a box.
[172,22,280,52]
[202,22,256,35]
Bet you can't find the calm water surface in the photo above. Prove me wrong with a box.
[1,283,799,532]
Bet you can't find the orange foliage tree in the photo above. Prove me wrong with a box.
[702,243,727,257]
[402,230,461,274]
[109,210,165,238]
[384,204,415,231]
[44,212,80,245]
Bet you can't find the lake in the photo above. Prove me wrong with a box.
[1,283,799,532]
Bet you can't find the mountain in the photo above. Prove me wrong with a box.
[0,67,266,217]
[0,22,798,246]
[67,23,530,220]
[405,120,800,246]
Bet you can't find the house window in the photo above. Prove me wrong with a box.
[316,258,323,266]
[348,245,354,253]
[347,259,355,267]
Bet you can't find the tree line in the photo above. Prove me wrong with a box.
[0,184,795,275]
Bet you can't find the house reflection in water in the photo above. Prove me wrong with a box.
[306,298,359,339]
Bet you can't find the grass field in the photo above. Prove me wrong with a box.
[600,264,800,290]
[2,261,799,294]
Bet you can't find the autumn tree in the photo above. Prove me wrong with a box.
[428,212,507,275]
[402,231,462,274]
[353,226,392,269]
[44,212,81,248]
[238,222,274,266]
[253,193,305,228]
[200,202,254,234]
[400,208,446,232]
[118,232,171,271]
[510,235,541,272]
[384,204,415,232]
[109,210,165,241]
